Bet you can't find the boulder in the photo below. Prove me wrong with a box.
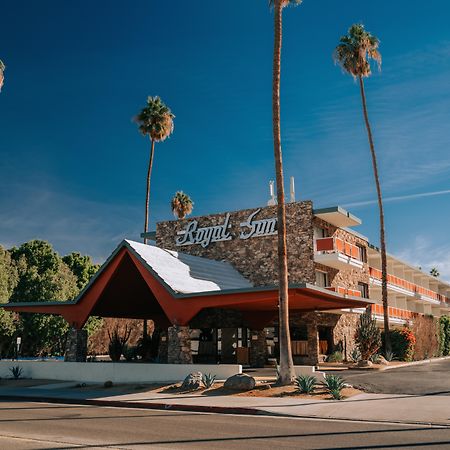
[357,360,373,368]
[377,356,389,365]
[224,373,256,391]
[181,372,203,390]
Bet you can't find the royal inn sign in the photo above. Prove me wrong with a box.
[176,208,277,248]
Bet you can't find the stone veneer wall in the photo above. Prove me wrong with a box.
[156,201,315,286]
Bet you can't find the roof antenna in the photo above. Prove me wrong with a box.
[290,176,296,203]
[267,180,277,206]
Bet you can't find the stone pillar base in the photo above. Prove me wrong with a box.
[64,328,87,362]
[168,325,192,364]
[157,329,168,363]
[249,329,267,367]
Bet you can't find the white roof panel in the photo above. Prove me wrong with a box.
[125,240,253,294]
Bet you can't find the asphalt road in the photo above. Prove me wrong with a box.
[0,401,449,449]
[336,359,450,395]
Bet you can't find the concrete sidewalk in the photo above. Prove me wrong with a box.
[0,382,449,427]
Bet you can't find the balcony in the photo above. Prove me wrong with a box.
[369,267,450,305]
[325,286,362,298]
[371,303,418,324]
[315,237,365,271]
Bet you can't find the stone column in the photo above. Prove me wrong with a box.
[249,329,267,368]
[220,328,237,364]
[168,325,192,364]
[64,328,87,362]
[306,319,319,365]
[157,329,168,363]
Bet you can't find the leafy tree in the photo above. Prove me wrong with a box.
[334,24,391,353]
[171,191,194,220]
[0,245,18,302]
[135,96,175,244]
[0,59,5,92]
[430,267,440,278]
[10,240,78,356]
[63,252,99,290]
[0,245,18,357]
[269,0,302,385]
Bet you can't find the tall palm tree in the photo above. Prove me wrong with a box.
[269,0,302,385]
[171,191,194,220]
[334,24,391,352]
[0,60,5,92]
[135,96,175,244]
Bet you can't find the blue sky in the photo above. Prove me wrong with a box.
[1,1,450,279]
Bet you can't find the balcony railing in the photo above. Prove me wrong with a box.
[369,267,450,304]
[371,303,418,321]
[325,286,362,297]
[315,237,364,270]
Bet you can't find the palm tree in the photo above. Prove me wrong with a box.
[430,267,440,278]
[269,0,302,385]
[0,60,5,92]
[334,24,391,352]
[135,96,175,244]
[171,191,194,220]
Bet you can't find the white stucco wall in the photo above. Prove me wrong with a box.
[0,361,242,383]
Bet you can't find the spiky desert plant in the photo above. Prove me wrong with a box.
[294,375,317,394]
[334,24,391,353]
[9,365,23,380]
[202,373,216,389]
[171,191,194,220]
[323,374,346,400]
[269,0,303,386]
[355,308,382,360]
[135,96,175,244]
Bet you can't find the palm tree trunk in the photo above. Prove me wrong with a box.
[358,76,391,353]
[143,138,155,245]
[272,0,295,385]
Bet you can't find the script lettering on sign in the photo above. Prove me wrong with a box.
[176,214,232,248]
[239,209,277,240]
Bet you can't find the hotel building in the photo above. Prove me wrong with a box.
[6,200,450,366]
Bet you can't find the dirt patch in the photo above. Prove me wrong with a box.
[154,381,363,400]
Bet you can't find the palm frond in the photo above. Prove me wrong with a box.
[135,96,175,142]
[171,191,194,220]
[333,23,381,78]
[269,0,302,9]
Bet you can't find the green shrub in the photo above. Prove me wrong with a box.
[202,373,216,389]
[294,375,317,394]
[383,328,415,361]
[355,309,381,360]
[326,351,344,363]
[322,374,345,400]
[440,316,450,356]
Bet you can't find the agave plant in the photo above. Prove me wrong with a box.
[202,373,216,389]
[294,375,317,394]
[323,374,346,400]
[9,365,23,380]
[171,191,194,220]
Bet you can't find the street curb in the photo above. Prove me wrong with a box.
[381,355,450,371]
[1,394,449,428]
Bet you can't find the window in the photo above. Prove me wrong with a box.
[356,244,367,263]
[357,282,369,298]
[315,270,329,288]
[314,227,327,240]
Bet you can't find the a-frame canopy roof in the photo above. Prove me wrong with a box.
[3,240,372,329]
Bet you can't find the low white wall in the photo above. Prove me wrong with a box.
[0,360,242,383]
